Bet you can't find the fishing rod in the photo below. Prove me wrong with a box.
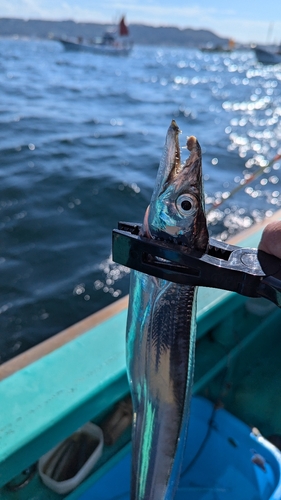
[206,153,281,215]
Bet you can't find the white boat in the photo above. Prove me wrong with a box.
[253,46,281,65]
[56,17,133,56]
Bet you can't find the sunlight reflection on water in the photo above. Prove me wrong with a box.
[1,39,281,359]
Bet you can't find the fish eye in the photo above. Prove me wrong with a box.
[176,194,196,216]
[181,200,192,211]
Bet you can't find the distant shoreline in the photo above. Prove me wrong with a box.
[0,17,233,48]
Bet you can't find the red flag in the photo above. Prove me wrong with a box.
[119,17,129,36]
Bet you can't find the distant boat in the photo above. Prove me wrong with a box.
[253,45,281,65]
[200,38,235,53]
[55,17,133,56]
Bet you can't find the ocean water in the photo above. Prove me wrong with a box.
[1,38,281,362]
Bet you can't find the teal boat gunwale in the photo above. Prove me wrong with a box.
[0,296,129,382]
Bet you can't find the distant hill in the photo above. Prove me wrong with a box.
[130,24,228,47]
[0,18,228,47]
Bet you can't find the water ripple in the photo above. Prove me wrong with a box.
[0,38,281,361]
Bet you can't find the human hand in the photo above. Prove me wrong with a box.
[258,221,281,259]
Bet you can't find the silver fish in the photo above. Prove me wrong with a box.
[126,120,209,500]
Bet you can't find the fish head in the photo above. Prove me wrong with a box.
[143,120,208,252]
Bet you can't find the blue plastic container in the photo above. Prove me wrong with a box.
[79,396,281,499]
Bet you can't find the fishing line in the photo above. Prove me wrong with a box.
[180,404,217,476]
[206,153,281,215]
[181,342,237,475]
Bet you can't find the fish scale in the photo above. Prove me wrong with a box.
[126,120,209,499]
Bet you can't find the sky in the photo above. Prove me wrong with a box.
[1,0,281,45]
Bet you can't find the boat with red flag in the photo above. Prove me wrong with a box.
[56,17,133,56]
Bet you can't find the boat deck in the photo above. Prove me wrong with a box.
[1,212,281,498]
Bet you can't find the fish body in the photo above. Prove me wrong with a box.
[126,120,209,499]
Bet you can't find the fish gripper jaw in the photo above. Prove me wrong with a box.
[112,221,281,307]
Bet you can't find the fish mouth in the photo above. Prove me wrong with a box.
[164,121,201,186]
[148,120,203,203]
[163,120,181,185]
